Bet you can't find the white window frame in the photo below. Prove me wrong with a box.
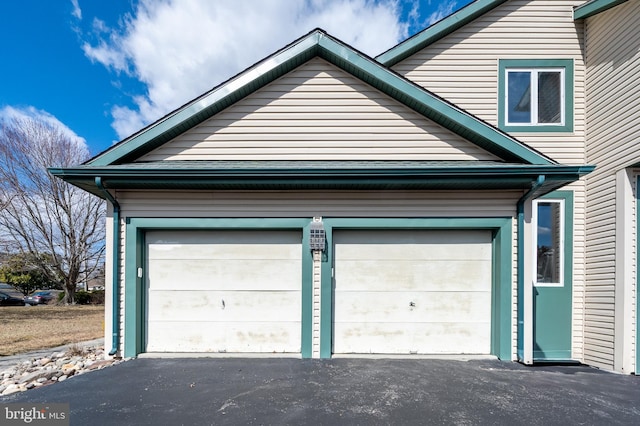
[532,198,565,287]
[505,68,566,127]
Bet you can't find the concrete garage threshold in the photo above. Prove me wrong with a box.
[1,357,638,425]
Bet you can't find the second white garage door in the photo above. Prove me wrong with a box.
[145,230,302,353]
[333,229,492,355]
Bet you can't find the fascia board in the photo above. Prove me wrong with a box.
[574,0,628,19]
[376,0,508,66]
[49,164,594,179]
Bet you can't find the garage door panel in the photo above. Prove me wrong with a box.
[147,231,301,260]
[147,290,301,322]
[334,230,491,261]
[146,321,300,353]
[334,291,492,323]
[333,229,492,355]
[334,260,492,292]
[148,243,301,261]
[147,259,301,291]
[146,230,302,353]
[334,322,491,354]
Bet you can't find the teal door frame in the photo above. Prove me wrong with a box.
[532,191,574,361]
[122,217,314,358]
[318,217,513,360]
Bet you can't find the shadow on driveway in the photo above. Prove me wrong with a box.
[1,358,638,425]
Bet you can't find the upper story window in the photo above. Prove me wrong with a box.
[498,59,574,133]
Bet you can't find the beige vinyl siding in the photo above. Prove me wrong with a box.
[115,189,520,218]
[137,58,498,162]
[114,189,521,359]
[391,0,586,166]
[584,1,640,371]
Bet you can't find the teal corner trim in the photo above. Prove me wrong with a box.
[124,224,144,358]
[123,218,312,358]
[376,0,508,66]
[319,217,512,360]
[319,223,334,359]
[94,178,121,357]
[574,0,628,20]
[301,222,314,359]
[516,176,546,361]
[498,59,575,134]
[493,219,513,359]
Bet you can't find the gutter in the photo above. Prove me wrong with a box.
[95,177,121,357]
[516,175,545,365]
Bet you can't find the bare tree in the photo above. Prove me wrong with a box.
[0,117,105,304]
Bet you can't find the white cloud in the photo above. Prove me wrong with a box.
[81,0,410,139]
[0,106,88,151]
[71,0,82,20]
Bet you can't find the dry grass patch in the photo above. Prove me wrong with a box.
[0,305,103,356]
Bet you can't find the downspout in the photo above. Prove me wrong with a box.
[516,175,545,365]
[95,177,121,357]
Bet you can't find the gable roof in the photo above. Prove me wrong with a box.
[376,0,508,67]
[573,0,629,19]
[86,28,552,167]
[52,28,594,199]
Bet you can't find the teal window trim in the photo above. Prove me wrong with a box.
[532,199,566,287]
[536,191,574,289]
[498,59,574,133]
[319,217,513,360]
[123,217,313,358]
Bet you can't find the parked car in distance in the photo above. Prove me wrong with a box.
[0,291,25,306]
[24,290,59,306]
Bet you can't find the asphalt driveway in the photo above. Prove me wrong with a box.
[1,357,638,425]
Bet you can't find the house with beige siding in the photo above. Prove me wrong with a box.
[51,0,638,373]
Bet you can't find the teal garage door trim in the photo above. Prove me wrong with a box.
[318,218,513,360]
[123,217,313,358]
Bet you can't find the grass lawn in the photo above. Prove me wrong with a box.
[0,305,104,356]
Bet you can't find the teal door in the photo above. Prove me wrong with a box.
[532,192,573,361]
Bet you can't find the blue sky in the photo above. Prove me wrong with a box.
[0,1,471,157]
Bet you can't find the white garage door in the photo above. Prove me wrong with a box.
[333,229,492,355]
[145,230,302,353]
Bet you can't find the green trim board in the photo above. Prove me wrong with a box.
[376,0,508,66]
[498,59,575,133]
[122,218,313,358]
[50,162,594,200]
[574,0,628,19]
[319,217,513,360]
[82,28,554,167]
[532,191,574,361]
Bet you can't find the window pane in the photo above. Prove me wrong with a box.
[507,71,531,123]
[538,72,562,123]
[537,202,561,283]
